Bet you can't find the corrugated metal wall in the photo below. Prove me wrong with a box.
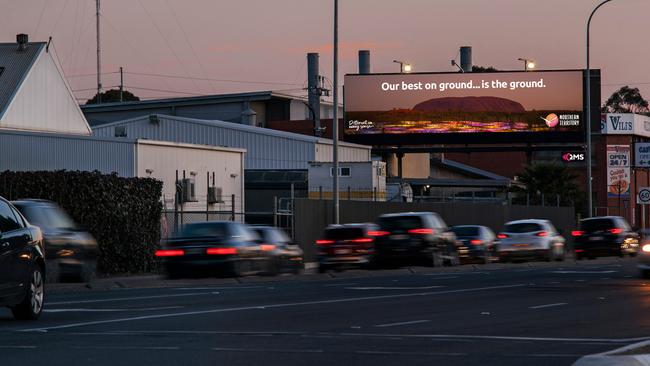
[0,131,135,176]
[315,141,371,162]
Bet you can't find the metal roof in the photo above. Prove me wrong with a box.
[432,158,510,180]
[0,42,45,119]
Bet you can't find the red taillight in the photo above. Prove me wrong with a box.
[316,239,334,245]
[408,228,434,235]
[609,228,623,234]
[497,233,508,239]
[571,230,584,237]
[206,247,237,255]
[536,231,548,237]
[260,244,276,251]
[368,230,390,237]
[155,249,185,257]
[351,238,373,243]
[575,249,584,253]
[470,239,482,245]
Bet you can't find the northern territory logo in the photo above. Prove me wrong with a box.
[541,113,559,128]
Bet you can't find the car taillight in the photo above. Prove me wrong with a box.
[643,244,650,253]
[351,238,373,243]
[609,228,623,234]
[536,231,548,237]
[574,249,584,253]
[408,228,434,235]
[497,233,508,239]
[260,244,276,251]
[470,239,482,245]
[571,230,584,237]
[368,230,390,237]
[155,249,185,257]
[316,239,334,245]
[206,247,237,255]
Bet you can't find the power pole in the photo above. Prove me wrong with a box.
[119,66,124,102]
[96,0,102,104]
[332,0,339,224]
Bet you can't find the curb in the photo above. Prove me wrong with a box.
[573,340,650,366]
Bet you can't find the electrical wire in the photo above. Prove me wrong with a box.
[33,0,48,37]
[123,71,302,86]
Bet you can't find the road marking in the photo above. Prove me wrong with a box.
[323,283,359,287]
[356,350,466,356]
[47,292,218,305]
[0,345,37,349]
[375,320,431,328]
[20,283,526,332]
[340,332,649,343]
[550,270,617,274]
[529,303,567,309]
[424,272,488,276]
[171,286,266,291]
[70,346,180,350]
[212,347,324,354]
[505,353,584,358]
[347,286,445,290]
[44,306,183,313]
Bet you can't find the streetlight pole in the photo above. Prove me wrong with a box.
[332,0,340,224]
[586,0,613,217]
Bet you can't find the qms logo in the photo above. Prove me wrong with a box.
[562,152,585,162]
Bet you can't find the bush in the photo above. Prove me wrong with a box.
[0,170,163,274]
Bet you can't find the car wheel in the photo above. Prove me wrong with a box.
[229,260,244,277]
[445,251,460,267]
[554,246,565,262]
[79,260,97,283]
[265,259,279,276]
[630,252,638,258]
[318,264,329,273]
[11,266,45,320]
[641,270,650,279]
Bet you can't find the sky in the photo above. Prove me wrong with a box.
[0,0,647,105]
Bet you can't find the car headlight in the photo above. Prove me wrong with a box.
[642,244,650,253]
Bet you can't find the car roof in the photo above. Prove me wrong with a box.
[10,199,56,206]
[379,212,435,218]
[450,225,485,228]
[325,223,375,229]
[581,216,622,221]
[505,219,550,225]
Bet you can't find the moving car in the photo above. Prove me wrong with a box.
[496,219,566,262]
[0,196,46,320]
[12,199,98,283]
[638,229,650,278]
[250,226,303,275]
[156,221,271,278]
[572,216,639,259]
[317,223,380,272]
[374,212,459,267]
[450,225,497,263]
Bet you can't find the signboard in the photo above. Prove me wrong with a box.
[636,143,650,167]
[607,145,631,198]
[601,113,650,138]
[638,187,650,205]
[562,152,585,162]
[344,70,585,145]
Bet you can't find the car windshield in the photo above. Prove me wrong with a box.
[580,218,616,231]
[16,204,77,230]
[324,227,365,240]
[450,226,480,237]
[378,216,424,231]
[504,222,544,233]
[174,222,229,239]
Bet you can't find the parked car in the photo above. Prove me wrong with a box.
[496,219,566,262]
[638,229,650,278]
[572,216,639,259]
[450,225,497,263]
[317,223,380,272]
[156,221,271,278]
[374,212,460,267]
[250,226,303,275]
[12,199,98,283]
[0,196,46,320]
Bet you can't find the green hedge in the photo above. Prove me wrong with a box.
[0,170,163,274]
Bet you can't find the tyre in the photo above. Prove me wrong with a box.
[78,260,97,283]
[554,246,565,262]
[445,251,460,267]
[229,260,244,277]
[11,266,45,320]
[641,270,650,279]
[318,264,329,273]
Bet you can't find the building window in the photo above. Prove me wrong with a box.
[330,167,351,177]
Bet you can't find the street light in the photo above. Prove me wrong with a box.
[586,0,614,217]
[517,58,536,71]
[332,0,340,224]
[393,60,412,73]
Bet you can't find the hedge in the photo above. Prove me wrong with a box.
[0,170,163,274]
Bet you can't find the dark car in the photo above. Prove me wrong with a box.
[12,200,98,283]
[317,223,380,272]
[450,225,497,263]
[572,216,639,259]
[374,212,459,267]
[156,221,271,278]
[250,226,303,275]
[0,196,46,320]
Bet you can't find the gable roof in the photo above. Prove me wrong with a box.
[0,42,44,119]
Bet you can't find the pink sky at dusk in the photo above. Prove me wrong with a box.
[0,0,647,105]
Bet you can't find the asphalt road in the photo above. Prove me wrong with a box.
[1,257,649,366]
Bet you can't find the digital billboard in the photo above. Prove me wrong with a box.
[344,70,586,145]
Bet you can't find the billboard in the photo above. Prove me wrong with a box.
[601,113,650,138]
[344,70,586,145]
[607,145,631,198]
[636,142,650,168]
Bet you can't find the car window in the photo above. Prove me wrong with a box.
[378,216,425,231]
[324,227,365,240]
[450,226,480,237]
[617,218,631,231]
[174,222,229,239]
[9,205,26,228]
[580,218,615,231]
[504,222,544,233]
[15,204,76,230]
[0,201,22,233]
[432,214,447,230]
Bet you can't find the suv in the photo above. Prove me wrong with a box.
[572,216,639,259]
[317,223,380,272]
[0,196,45,319]
[374,212,459,267]
[496,219,566,262]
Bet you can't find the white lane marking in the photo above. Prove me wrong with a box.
[529,303,567,309]
[375,320,431,328]
[424,272,488,276]
[341,332,649,343]
[507,353,584,358]
[550,270,617,274]
[212,347,324,354]
[47,292,218,306]
[172,286,265,291]
[44,306,183,313]
[356,350,466,356]
[347,286,444,290]
[0,346,37,349]
[323,283,359,287]
[21,284,526,332]
[70,346,180,350]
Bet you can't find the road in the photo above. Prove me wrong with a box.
[1,257,649,366]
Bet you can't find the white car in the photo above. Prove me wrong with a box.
[496,219,566,262]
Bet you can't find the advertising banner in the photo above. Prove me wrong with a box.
[607,145,631,198]
[636,142,650,168]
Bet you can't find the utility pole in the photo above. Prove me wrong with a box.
[119,66,124,102]
[332,0,339,224]
[96,0,102,104]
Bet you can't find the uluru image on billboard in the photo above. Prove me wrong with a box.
[344,70,585,144]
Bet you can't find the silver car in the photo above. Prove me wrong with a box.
[496,219,566,262]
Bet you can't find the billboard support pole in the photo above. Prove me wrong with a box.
[586,0,613,218]
[332,0,340,224]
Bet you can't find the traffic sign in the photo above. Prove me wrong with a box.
[638,187,650,204]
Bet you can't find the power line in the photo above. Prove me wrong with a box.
[124,85,207,96]
[33,0,48,37]
[123,71,303,86]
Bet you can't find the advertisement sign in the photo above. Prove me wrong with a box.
[601,113,650,138]
[636,143,650,167]
[562,152,585,162]
[638,187,650,205]
[607,145,631,198]
[344,70,585,145]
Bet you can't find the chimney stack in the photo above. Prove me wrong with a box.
[460,46,472,73]
[16,34,28,52]
[358,50,370,74]
[307,53,321,135]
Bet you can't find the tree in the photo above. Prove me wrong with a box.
[85,89,140,105]
[511,163,585,211]
[470,65,499,73]
[602,85,649,114]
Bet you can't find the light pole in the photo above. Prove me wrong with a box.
[332,0,340,224]
[393,60,412,73]
[517,58,536,71]
[586,0,613,217]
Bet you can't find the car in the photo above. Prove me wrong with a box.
[0,196,46,320]
[12,199,98,283]
[572,216,639,259]
[250,226,303,275]
[316,223,380,272]
[373,212,460,267]
[496,219,566,262]
[156,221,271,278]
[638,230,650,278]
[449,225,497,264]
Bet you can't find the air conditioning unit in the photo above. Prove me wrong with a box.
[207,186,223,204]
[180,178,197,203]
